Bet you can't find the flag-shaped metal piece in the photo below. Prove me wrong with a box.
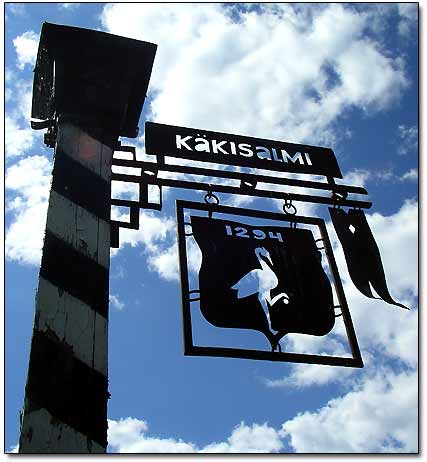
[329,208,409,310]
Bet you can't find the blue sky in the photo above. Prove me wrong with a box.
[4,2,419,455]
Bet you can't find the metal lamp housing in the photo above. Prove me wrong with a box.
[31,22,157,138]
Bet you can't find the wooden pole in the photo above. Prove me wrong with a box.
[17,22,156,453]
[19,118,115,453]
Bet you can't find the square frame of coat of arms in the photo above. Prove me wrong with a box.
[176,200,363,368]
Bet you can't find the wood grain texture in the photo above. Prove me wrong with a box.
[20,121,113,453]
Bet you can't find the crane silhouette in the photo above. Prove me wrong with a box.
[231,246,290,333]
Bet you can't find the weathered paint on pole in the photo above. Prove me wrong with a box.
[18,22,156,453]
[19,119,114,453]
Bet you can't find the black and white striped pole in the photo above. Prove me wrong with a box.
[18,23,156,453]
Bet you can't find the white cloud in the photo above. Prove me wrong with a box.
[108,418,283,453]
[397,3,418,39]
[109,294,125,311]
[337,200,418,367]
[263,199,418,387]
[282,368,418,453]
[400,168,417,182]
[340,166,417,187]
[322,200,417,372]
[6,3,26,17]
[100,4,414,289]
[397,125,418,155]
[361,199,418,300]
[112,210,181,281]
[341,169,372,187]
[5,155,52,266]
[5,115,35,158]
[5,76,36,157]
[147,241,180,282]
[115,211,175,251]
[7,444,19,453]
[6,77,33,122]
[266,362,356,388]
[60,3,80,10]
[101,4,409,149]
[111,179,139,201]
[13,30,38,70]
[200,422,284,453]
[109,372,418,454]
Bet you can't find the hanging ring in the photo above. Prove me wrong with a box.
[188,290,201,302]
[204,186,220,206]
[283,197,297,216]
[204,186,219,218]
[204,192,219,205]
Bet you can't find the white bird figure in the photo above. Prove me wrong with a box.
[232,247,289,329]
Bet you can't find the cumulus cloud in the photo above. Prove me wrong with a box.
[282,368,418,452]
[102,4,408,148]
[5,115,35,157]
[146,241,179,282]
[109,294,125,311]
[6,76,33,122]
[112,210,182,281]
[338,200,418,364]
[6,3,26,17]
[400,168,417,182]
[109,374,418,454]
[200,422,284,453]
[114,211,174,250]
[99,3,416,289]
[397,125,418,155]
[59,3,80,10]
[397,3,418,39]
[5,74,35,158]
[13,30,38,70]
[5,155,52,266]
[108,418,283,453]
[7,444,19,453]
[266,362,356,388]
[265,198,418,387]
[341,167,417,186]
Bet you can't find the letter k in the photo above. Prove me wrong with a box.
[212,139,229,155]
[176,135,193,150]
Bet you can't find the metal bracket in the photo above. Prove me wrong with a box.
[109,143,372,247]
[31,119,58,148]
[110,145,162,247]
[112,157,372,209]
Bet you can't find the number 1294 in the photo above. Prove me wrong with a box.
[225,225,283,242]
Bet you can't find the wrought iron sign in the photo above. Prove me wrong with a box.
[109,120,409,367]
[29,23,409,370]
[176,201,363,367]
[145,122,343,178]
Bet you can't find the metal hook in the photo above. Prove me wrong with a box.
[204,186,220,218]
[283,195,297,216]
[271,341,282,353]
[188,290,201,302]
